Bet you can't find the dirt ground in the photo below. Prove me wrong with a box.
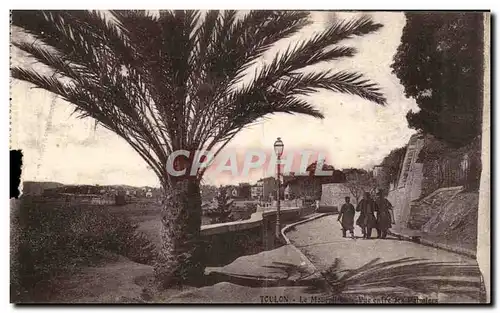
[23,253,196,303]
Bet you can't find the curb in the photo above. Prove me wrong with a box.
[388,230,477,259]
[281,213,333,279]
[201,213,333,289]
[204,270,319,288]
[281,213,331,245]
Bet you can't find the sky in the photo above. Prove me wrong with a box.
[10,11,418,188]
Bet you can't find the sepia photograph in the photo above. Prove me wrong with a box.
[9,9,490,304]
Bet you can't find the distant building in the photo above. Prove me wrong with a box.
[238,183,252,199]
[283,174,321,201]
[263,177,279,201]
[251,181,263,200]
[252,177,279,202]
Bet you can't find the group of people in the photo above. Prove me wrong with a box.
[337,190,395,239]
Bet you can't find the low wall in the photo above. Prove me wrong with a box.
[270,199,305,208]
[321,183,352,206]
[317,206,338,213]
[200,207,303,266]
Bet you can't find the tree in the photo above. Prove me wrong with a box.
[379,145,407,187]
[391,13,484,147]
[238,183,251,199]
[11,10,386,287]
[343,168,376,204]
[200,184,218,202]
[209,186,234,224]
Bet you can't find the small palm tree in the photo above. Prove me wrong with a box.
[11,10,386,288]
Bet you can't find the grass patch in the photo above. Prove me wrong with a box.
[11,197,157,302]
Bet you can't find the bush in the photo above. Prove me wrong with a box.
[11,197,157,300]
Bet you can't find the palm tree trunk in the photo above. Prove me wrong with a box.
[155,178,204,288]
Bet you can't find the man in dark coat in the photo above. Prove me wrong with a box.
[375,190,394,239]
[338,196,355,238]
[356,192,378,239]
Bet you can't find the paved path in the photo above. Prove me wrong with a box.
[286,214,484,303]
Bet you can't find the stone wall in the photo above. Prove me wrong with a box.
[388,134,481,233]
[387,188,407,226]
[407,186,463,230]
[321,183,352,206]
[405,188,478,252]
[387,134,425,227]
[200,207,303,266]
[270,199,304,208]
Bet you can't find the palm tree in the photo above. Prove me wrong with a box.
[11,10,386,288]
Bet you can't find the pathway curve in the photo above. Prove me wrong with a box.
[286,214,484,303]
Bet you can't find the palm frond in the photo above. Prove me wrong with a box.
[259,16,381,77]
[321,257,484,302]
[12,67,69,97]
[210,10,312,84]
[12,41,82,81]
[12,10,132,79]
[188,11,312,146]
[11,66,169,182]
[273,70,386,104]
[202,67,384,147]
[110,10,201,151]
[12,10,388,187]
[193,14,385,151]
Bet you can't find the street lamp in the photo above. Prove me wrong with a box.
[274,137,284,239]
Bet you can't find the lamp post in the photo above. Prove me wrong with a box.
[274,137,284,239]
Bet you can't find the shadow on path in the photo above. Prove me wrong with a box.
[294,236,402,248]
[319,256,485,303]
[204,261,323,288]
[204,257,486,303]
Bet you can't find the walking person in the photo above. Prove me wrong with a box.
[356,192,378,239]
[338,196,355,238]
[375,190,394,239]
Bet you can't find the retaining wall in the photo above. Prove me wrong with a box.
[200,207,303,266]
